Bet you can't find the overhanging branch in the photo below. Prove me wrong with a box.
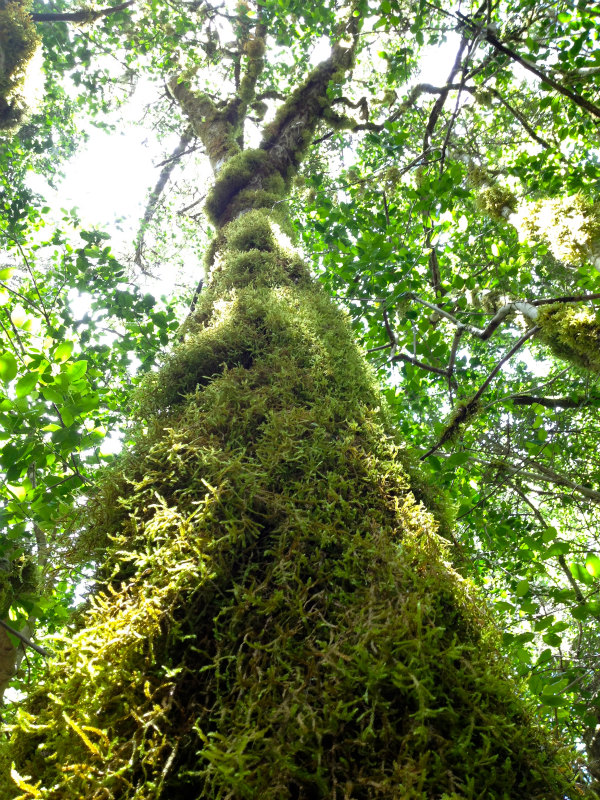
[32,0,134,23]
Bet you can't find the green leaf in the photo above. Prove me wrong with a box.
[41,423,61,432]
[6,483,27,501]
[585,553,600,578]
[41,386,63,404]
[541,527,557,543]
[514,631,534,643]
[65,360,87,381]
[542,631,562,647]
[59,407,74,427]
[569,561,594,585]
[54,341,74,363]
[10,304,29,329]
[515,579,530,598]
[540,694,568,708]
[571,605,589,621]
[0,352,18,383]
[543,541,570,558]
[446,451,471,468]
[15,372,38,398]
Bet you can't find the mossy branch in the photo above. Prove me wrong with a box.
[421,326,539,460]
[511,394,598,409]
[205,9,363,226]
[168,19,267,169]
[537,303,600,374]
[31,0,134,23]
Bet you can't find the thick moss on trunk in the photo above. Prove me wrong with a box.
[537,302,600,374]
[1,198,589,799]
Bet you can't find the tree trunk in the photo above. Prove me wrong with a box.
[2,188,588,800]
[0,26,590,800]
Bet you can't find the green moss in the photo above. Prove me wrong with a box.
[395,447,456,540]
[225,187,290,228]
[0,573,12,618]
[224,209,278,251]
[136,277,374,418]
[205,149,274,225]
[0,0,40,132]
[537,303,600,373]
[0,555,38,617]
[429,395,482,455]
[261,63,330,148]
[238,36,265,104]
[466,163,489,189]
[3,208,590,800]
[517,194,600,266]
[475,185,518,221]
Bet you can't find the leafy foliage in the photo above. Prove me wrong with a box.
[0,198,179,655]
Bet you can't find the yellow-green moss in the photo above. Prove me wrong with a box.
[238,36,265,105]
[475,185,518,221]
[0,555,38,617]
[394,447,456,541]
[473,89,493,107]
[2,207,591,800]
[516,194,600,266]
[0,0,40,132]
[205,149,275,225]
[466,163,489,189]
[537,302,600,373]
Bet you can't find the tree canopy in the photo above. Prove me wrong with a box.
[1,0,600,793]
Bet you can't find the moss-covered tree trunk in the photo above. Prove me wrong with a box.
[1,15,591,800]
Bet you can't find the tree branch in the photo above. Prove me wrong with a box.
[531,293,600,307]
[32,0,134,23]
[482,459,600,506]
[391,351,448,376]
[511,395,597,410]
[423,37,469,152]
[420,326,539,460]
[510,483,587,603]
[0,619,49,658]
[134,130,194,268]
[456,11,600,121]
[488,87,551,149]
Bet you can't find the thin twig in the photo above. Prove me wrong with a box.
[455,10,600,121]
[134,130,194,268]
[0,620,49,658]
[391,352,448,376]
